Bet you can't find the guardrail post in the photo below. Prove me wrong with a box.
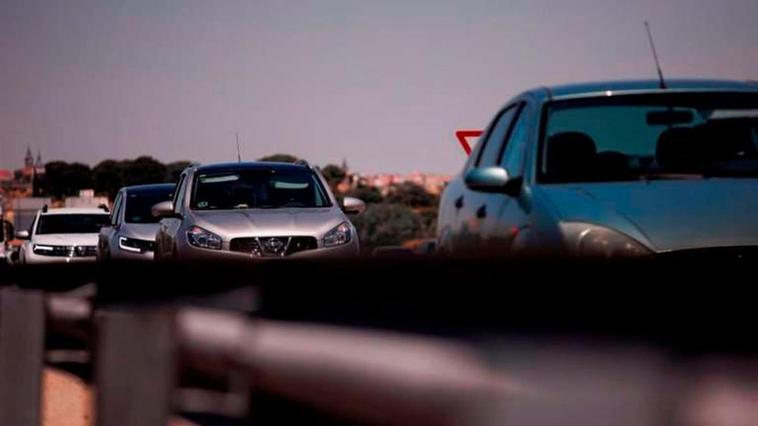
[95,308,176,426]
[0,287,45,426]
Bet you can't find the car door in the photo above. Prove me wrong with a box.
[99,191,122,259]
[481,102,533,251]
[451,104,520,253]
[157,173,187,258]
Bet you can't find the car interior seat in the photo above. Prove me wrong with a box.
[545,131,598,182]
[655,127,706,172]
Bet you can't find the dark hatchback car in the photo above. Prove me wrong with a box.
[437,79,758,257]
[98,184,175,261]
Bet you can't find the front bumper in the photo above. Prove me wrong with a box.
[175,238,360,261]
[109,247,155,261]
[24,251,97,265]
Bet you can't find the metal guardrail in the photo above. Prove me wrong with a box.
[0,287,44,426]
[0,268,514,426]
[2,259,758,425]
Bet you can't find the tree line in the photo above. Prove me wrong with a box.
[40,157,191,200]
[38,154,441,249]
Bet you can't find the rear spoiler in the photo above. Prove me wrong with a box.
[455,130,483,156]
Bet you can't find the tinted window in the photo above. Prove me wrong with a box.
[111,193,123,226]
[501,106,529,174]
[477,106,517,167]
[191,169,331,210]
[125,189,174,224]
[173,174,187,214]
[541,93,758,183]
[36,214,110,235]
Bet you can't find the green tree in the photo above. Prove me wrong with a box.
[92,160,125,199]
[123,156,167,186]
[42,161,93,198]
[351,203,422,248]
[166,161,192,182]
[321,164,347,191]
[385,182,437,208]
[346,185,383,204]
[258,154,299,163]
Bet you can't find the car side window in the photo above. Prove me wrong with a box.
[111,193,123,226]
[476,105,518,168]
[173,174,187,214]
[499,105,529,176]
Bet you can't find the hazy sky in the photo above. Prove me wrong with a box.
[1,0,757,174]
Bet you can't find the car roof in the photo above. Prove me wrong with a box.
[42,207,109,215]
[525,79,758,102]
[124,183,175,195]
[194,161,311,174]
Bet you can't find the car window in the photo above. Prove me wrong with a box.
[124,189,174,224]
[500,105,529,175]
[36,214,110,235]
[111,193,122,226]
[173,174,187,214]
[540,92,758,183]
[191,169,331,210]
[476,105,518,168]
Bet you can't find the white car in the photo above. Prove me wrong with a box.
[17,206,110,264]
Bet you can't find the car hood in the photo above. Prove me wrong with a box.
[537,179,758,252]
[121,223,161,241]
[191,208,346,239]
[33,233,99,246]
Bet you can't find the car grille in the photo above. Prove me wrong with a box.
[34,245,97,257]
[229,236,318,257]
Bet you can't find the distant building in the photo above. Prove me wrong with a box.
[65,189,109,208]
[1,146,46,199]
[20,146,45,179]
[349,172,450,196]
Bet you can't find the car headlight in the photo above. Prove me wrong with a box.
[323,222,352,247]
[559,222,652,257]
[33,244,55,255]
[118,236,154,253]
[186,226,223,250]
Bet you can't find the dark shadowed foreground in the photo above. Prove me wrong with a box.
[1,256,756,425]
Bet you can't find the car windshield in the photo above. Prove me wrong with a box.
[191,169,331,210]
[36,214,109,235]
[125,189,174,223]
[540,92,758,183]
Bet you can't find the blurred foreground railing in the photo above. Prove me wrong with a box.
[1,258,758,425]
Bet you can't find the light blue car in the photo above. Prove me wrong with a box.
[437,80,758,257]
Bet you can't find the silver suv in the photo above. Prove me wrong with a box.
[17,207,110,264]
[152,161,364,260]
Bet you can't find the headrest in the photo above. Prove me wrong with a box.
[546,132,597,181]
[655,127,704,171]
[595,151,631,181]
[696,120,756,161]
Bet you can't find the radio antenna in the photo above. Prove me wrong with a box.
[235,132,242,162]
[645,21,667,89]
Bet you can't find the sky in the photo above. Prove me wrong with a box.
[1,0,757,174]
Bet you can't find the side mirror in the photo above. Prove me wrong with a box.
[15,230,30,240]
[151,200,176,218]
[464,167,522,196]
[341,197,366,215]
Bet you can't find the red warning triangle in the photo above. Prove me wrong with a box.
[455,130,483,156]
